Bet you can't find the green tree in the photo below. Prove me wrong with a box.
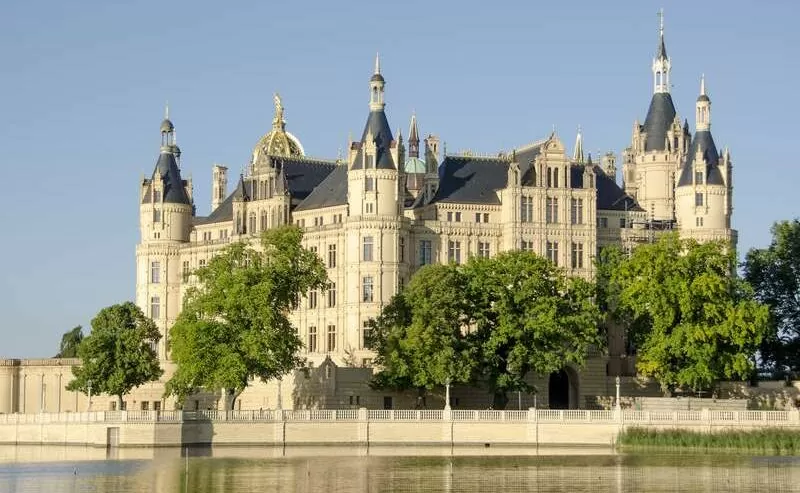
[743,219,800,376]
[466,251,603,409]
[67,303,162,409]
[605,234,769,394]
[166,226,327,410]
[55,325,83,358]
[367,265,479,408]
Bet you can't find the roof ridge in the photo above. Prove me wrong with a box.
[271,155,338,165]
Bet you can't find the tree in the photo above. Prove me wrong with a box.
[743,219,800,376]
[465,251,603,409]
[166,226,327,410]
[67,303,162,409]
[604,234,769,394]
[55,325,83,358]
[367,265,479,408]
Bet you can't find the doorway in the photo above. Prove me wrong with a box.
[548,370,571,409]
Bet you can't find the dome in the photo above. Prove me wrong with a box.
[697,94,710,102]
[251,94,305,167]
[160,118,174,133]
[404,156,426,174]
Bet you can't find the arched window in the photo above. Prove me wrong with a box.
[249,212,257,234]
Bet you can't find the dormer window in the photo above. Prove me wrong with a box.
[365,177,375,191]
[366,155,374,169]
[695,171,704,184]
[153,190,162,202]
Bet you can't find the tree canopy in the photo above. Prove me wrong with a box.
[55,325,83,358]
[166,226,327,409]
[368,251,602,409]
[602,234,769,394]
[743,219,800,376]
[67,303,162,408]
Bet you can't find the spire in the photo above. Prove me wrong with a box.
[374,52,381,77]
[160,105,175,151]
[652,8,671,94]
[408,113,420,158]
[164,101,170,120]
[573,125,585,164]
[369,53,386,111]
[696,74,711,131]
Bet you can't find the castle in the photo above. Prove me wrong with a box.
[0,16,736,413]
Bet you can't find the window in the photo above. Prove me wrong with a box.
[327,325,336,352]
[327,282,336,307]
[520,240,534,252]
[362,276,374,302]
[153,190,162,202]
[547,167,559,188]
[150,261,161,284]
[260,211,267,231]
[696,216,704,227]
[546,241,559,266]
[153,209,161,222]
[599,217,608,228]
[365,177,375,192]
[619,217,627,228]
[399,237,405,263]
[150,296,160,319]
[308,326,317,352]
[546,198,559,224]
[455,212,461,222]
[363,236,374,261]
[570,198,584,225]
[475,213,482,223]
[571,242,584,269]
[419,240,432,266]
[520,196,533,223]
[141,401,149,411]
[362,320,372,349]
[483,213,489,223]
[478,241,490,258]
[328,244,337,268]
[695,193,704,207]
[448,240,461,264]
[365,203,374,214]
[199,259,206,268]
[695,171,704,184]
[310,246,318,255]
[447,211,453,222]
[365,155,374,169]
[308,290,317,309]
[249,213,256,234]
[182,261,190,282]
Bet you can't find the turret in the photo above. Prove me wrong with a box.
[404,114,426,197]
[652,9,671,95]
[601,151,617,180]
[212,164,228,212]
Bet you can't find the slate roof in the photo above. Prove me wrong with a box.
[642,92,677,152]
[351,110,395,170]
[294,165,348,211]
[196,157,336,224]
[676,130,724,187]
[141,150,191,205]
[429,151,641,212]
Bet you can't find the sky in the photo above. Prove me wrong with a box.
[0,0,798,357]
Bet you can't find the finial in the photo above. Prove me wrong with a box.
[700,74,706,95]
[273,93,285,128]
[374,52,381,75]
[164,101,169,120]
[658,8,664,37]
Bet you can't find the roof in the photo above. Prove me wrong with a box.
[294,165,348,211]
[642,92,677,151]
[676,130,724,187]
[351,110,395,170]
[429,150,641,212]
[197,157,336,224]
[404,157,426,174]
[656,34,668,60]
[141,150,191,205]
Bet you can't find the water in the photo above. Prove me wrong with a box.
[0,445,798,492]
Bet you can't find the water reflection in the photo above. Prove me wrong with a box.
[0,446,798,492]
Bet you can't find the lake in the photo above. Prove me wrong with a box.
[0,445,798,492]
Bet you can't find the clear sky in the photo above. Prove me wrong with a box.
[0,0,797,357]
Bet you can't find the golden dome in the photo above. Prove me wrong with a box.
[252,93,305,167]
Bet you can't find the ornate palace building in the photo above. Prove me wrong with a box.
[0,16,737,414]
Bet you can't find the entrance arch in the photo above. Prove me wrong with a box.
[548,368,579,409]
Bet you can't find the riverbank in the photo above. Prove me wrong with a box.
[618,428,800,454]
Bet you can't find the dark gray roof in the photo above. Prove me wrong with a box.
[657,34,667,60]
[515,143,544,186]
[430,156,509,205]
[294,164,348,211]
[351,110,395,170]
[677,130,724,187]
[642,93,677,152]
[697,94,710,102]
[429,153,642,212]
[197,157,336,224]
[141,150,191,205]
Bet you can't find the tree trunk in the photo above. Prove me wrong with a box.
[225,388,243,411]
[492,391,509,410]
[117,394,124,411]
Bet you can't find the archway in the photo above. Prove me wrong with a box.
[548,370,570,409]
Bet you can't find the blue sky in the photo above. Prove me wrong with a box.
[0,1,797,357]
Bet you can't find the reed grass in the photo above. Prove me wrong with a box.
[617,428,800,454]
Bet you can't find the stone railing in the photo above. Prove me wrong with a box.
[1,409,798,426]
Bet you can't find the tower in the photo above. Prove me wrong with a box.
[622,10,689,222]
[211,164,228,212]
[404,113,426,196]
[675,76,735,245]
[136,108,193,360]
